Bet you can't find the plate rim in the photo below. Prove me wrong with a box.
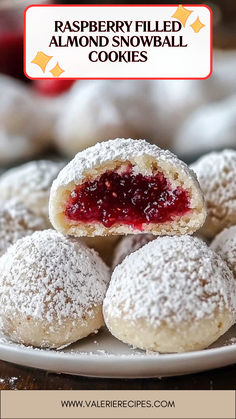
[1,338,236,378]
[0,338,236,362]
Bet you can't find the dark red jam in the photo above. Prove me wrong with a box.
[65,169,191,229]
[0,31,23,80]
[0,7,24,81]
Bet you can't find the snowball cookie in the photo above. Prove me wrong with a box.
[211,226,236,278]
[174,95,236,157]
[112,234,155,269]
[49,138,206,237]
[0,200,47,257]
[103,236,236,353]
[207,50,236,101]
[54,80,159,156]
[0,75,52,165]
[150,80,207,146]
[191,150,236,239]
[0,230,110,349]
[0,160,64,224]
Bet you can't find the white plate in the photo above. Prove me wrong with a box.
[0,326,236,378]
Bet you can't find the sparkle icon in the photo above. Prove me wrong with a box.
[172,5,192,27]
[31,51,52,73]
[190,17,205,33]
[50,62,64,78]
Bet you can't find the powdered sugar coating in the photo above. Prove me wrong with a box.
[112,234,155,269]
[191,150,236,238]
[52,138,196,190]
[0,200,47,257]
[0,230,110,324]
[104,236,236,328]
[0,160,64,222]
[211,226,236,278]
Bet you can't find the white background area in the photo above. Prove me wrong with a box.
[25,5,211,79]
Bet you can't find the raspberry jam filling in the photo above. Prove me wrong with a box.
[65,169,191,229]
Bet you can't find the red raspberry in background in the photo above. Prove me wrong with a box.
[33,79,75,97]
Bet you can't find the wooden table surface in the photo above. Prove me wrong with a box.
[0,360,235,390]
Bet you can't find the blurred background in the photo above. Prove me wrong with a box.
[0,0,235,170]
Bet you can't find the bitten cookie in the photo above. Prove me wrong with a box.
[0,230,110,349]
[49,138,206,237]
[103,236,236,353]
[191,149,236,238]
[0,200,47,257]
[0,160,64,224]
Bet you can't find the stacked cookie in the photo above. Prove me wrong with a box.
[107,146,236,352]
[0,139,236,353]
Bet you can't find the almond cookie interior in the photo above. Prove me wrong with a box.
[49,138,206,237]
